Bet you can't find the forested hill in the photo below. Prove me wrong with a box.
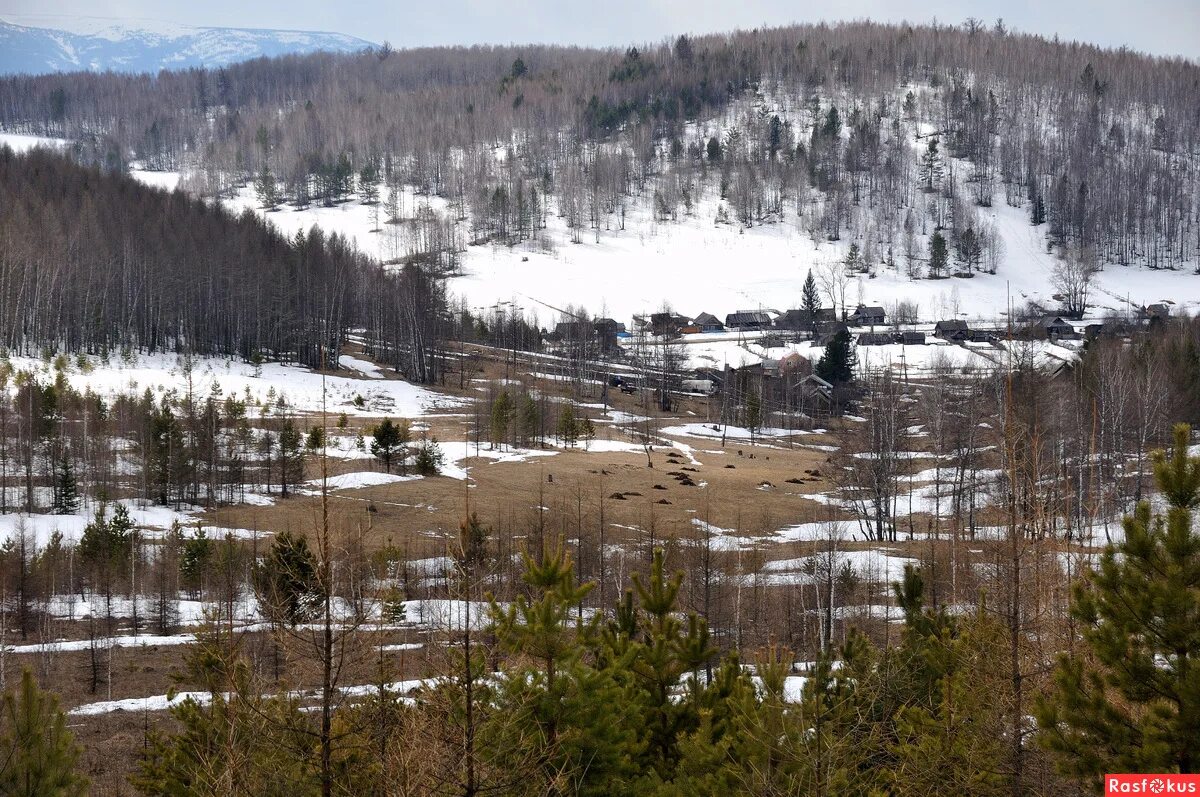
[0,148,444,378]
[2,20,1198,288]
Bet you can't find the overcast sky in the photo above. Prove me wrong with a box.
[3,0,1197,61]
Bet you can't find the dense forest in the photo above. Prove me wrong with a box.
[0,149,445,379]
[0,20,1197,277]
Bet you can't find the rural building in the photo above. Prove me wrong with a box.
[1038,316,1077,341]
[649,312,690,337]
[1139,303,1170,323]
[692,312,724,333]
[934,320,971,341]
[857,331,894,346]
[849,304,886,326]
[725,310,773,331]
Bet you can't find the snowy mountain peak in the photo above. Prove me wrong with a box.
[0,17,375,75]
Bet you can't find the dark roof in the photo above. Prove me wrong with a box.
[935,320,969,331]
[726,311,772,326]
[693,312,722,326]
[854,305,886,316]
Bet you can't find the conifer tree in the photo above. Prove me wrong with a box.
[370,418,406,473]
[557,404,578,447]
[815,329,856,385]
[623,549,717,779]
[413,437,443,476]
[929,230,949,278]
[488,542,640,794]
[254,166,278,210]
[489,391,512,450]
[801,269,822,329]
[745,388,762,442]
[1037,424,1200,779]
[133,624,313,796]
[518,393,540,448]
[252,531,323,626]
[52,452,78,515]
[920,137,943,192]
[843,242,864,274]
[0,669,87,797]
[277,418,303,498]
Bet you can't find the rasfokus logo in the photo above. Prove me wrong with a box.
[1106,775,1200,795]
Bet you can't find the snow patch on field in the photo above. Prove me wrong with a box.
[6,634,196,654]
[0,131,67,152]
[0,499,266,547]
[307,471,420,490]
[7,352,463,419]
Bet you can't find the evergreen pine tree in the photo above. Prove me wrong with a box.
[52,452,78,515]
[179,528,213,599]
[929,230,949,278]
[745,388,762,442]
[133,623,313,796]
[1036,424,1200,779]
[844,243,864,274]
[490,391,513,450]
[801,269,821,329]
[0,669,88,796]
[706,136,721,162]
[488,542,640,794]
[920,137,943,192]
[413,437,443,476]
[370,418,404,473]
[815,329,856,385]
[254,167,278,210]
[1031,192,1047,226]
[519,393,540,448]
[252,531,323,626]
[277,418,303,498]
[557,404,578,447]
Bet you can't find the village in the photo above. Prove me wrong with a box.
[540,297,1175,416]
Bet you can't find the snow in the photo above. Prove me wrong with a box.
[761,549,916,584]
[443,440,559,466]
[6,634,196,654]
[128,167,181,191]
[0,499,251,547]
[69,691,215,716]
[337,354,384,379]
[0,132,67,153]
[7,352,463,419]
[213,176,1200,331]
[306,471,420,490]
[659,422,801,441]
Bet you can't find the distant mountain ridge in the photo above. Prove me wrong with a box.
[0,17,375,74]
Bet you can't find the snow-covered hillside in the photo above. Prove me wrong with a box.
[0,17,373,74]
[206,174,1199,329]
